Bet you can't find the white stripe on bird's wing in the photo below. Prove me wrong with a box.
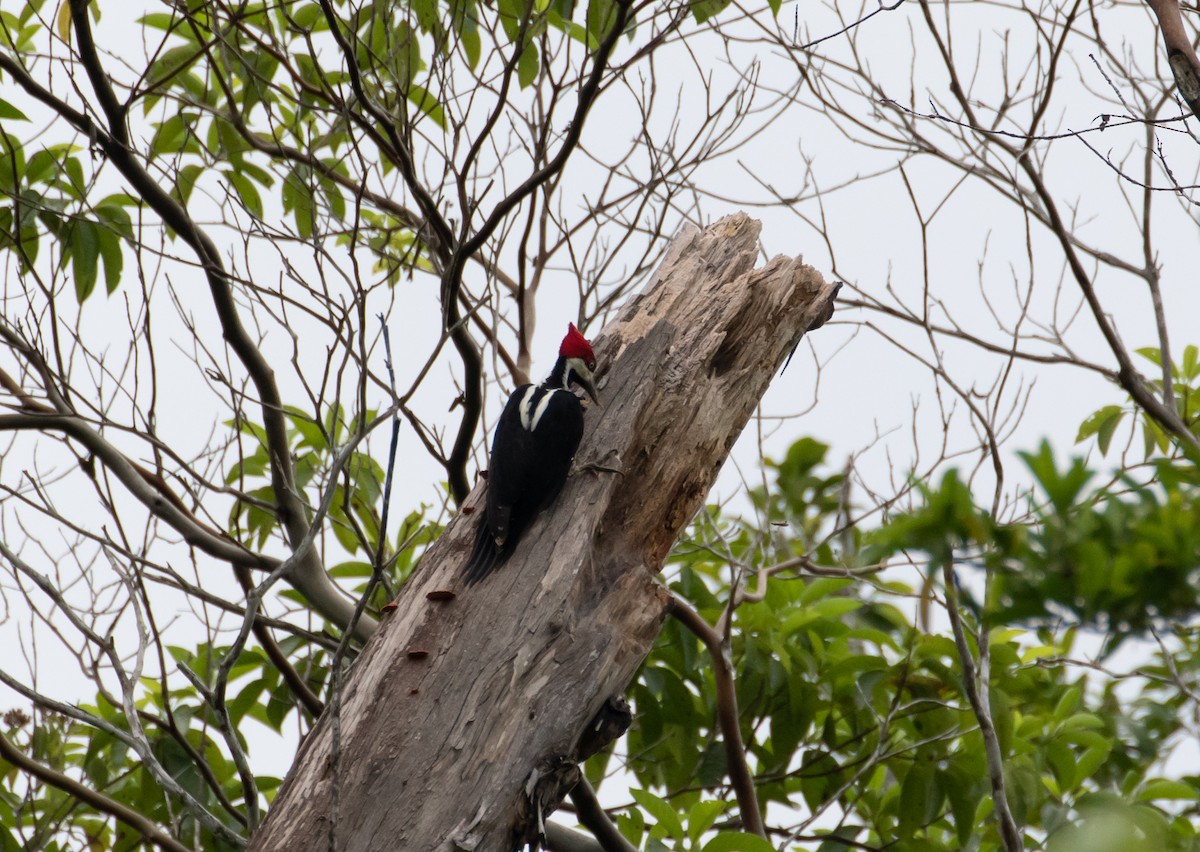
[518,385,539,431]
[529,389,560,431]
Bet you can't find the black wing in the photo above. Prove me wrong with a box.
[463,387,584,585]
[463,386,533,584]
[523,390,584,513]
[485,386,536,547]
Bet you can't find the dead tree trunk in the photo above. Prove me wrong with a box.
[249,214,838,851]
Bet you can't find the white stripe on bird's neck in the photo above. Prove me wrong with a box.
[517,386,538,431]
[518,385,564,432]
[529,390,557,431]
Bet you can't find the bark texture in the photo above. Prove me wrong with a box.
[1145,0,1200,121]
[249,213,838,851]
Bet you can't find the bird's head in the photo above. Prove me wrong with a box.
[559,322,599,404]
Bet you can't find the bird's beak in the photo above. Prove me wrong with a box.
[577,375,600,406]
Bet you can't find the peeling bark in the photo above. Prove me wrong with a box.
[249,214,838,852]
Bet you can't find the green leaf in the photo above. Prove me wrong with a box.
[56,0,71,41]
[461,24,482,68]
[138,12,181,32]
[548,13,596,48]
[225,678,267,727]
[586,0,618,41]
[317,172,346,222]
[407,84,446,129]
[25,148,60,186]
[518,41,539,88]
[781,597,859,633]
[329,561,374,579]
[617,806,644,846]
[1076,405,1122,445]
[797,577,852,605]
[686,800,728,842]
[495,0,523,41]
[59,155,85,198]
[150,113,190,157]
[1096,410,1123,455]
[95,195,136,240]
[1141,412,1170,458]
[147,44,199,87]
[1019,441,1094,514]
[812,597,862,619]
[1138,779,1198,801]
[1136,347,1163,367]
[1052,685,1082,722]
[391,21,423,87]
[691,0,732,23]
[330,507,363,553]
[0,99,28,121]
[898,759,938,839]
[943,765,981,846]
[225,170,264,219]
[630,788,685,841]
[1060,712,1103,731]
[1046,739,1076,790]
[1182,344,1198,380]
[71,220,99,302]
[0,135,24,194]
[98,229,123,294]
[1073,742,1110,785]
[226,446,269,484]
[410,0,438,31]
[290,3,324,30]
[282,167,315,238]
[174,163,204,205]
[285,406,327,449]
[701,833,777,852]
[990,688,1013,758]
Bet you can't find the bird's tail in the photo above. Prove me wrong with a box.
[462,519,510,585]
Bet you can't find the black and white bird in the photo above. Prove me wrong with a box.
[463,323,599,584]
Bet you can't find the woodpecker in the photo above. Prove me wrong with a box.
[463,323,599,584]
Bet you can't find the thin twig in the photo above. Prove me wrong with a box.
[375,315,404,597]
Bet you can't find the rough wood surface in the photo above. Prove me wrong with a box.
[249,214,838,851]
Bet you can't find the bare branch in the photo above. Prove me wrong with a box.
[567,780,637,852]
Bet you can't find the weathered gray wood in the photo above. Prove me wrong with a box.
[249,213,838,851]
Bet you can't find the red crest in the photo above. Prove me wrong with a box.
[559,323,596,368]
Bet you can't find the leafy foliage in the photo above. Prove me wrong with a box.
[227,403,439,611]
[1078,345,1200,459]
[610,438,1200,850]
[870,440,1200,644]
[0,0,673,300]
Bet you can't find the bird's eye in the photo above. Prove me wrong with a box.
[588,360,596,371]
